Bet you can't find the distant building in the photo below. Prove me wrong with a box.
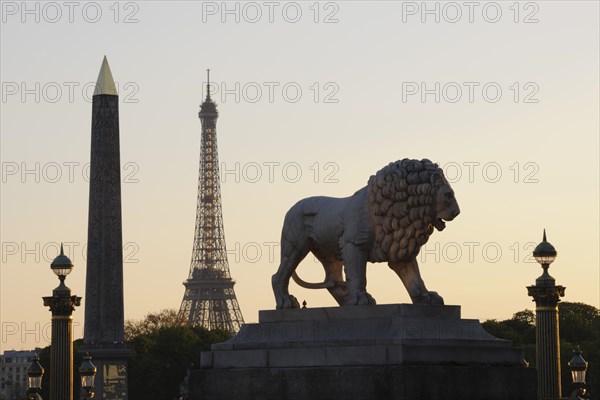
[0,349,42,400]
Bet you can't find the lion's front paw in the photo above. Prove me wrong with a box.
[347,291,377,306]
[276,294,300,309]
[412,291,444,305]
[427,291,444,305]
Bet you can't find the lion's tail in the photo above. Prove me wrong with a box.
[291,272,336,289]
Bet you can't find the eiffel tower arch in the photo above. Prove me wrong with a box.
[179,70,244,333]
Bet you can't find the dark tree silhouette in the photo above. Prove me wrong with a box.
[483,302,599,398]
[126,309,231,400]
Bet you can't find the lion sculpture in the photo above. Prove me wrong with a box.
[272,158,460,309]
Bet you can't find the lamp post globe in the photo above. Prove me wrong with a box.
[533,229,558,287]
[533,229,557,266]
[51,243,74,279]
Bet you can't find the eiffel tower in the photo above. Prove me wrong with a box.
[178,70,244,333]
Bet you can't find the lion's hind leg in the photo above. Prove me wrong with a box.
[322,260,348,306]
[272,231,310,309]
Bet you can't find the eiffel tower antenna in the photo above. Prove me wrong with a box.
[206,68,211,100]
[178,70,244,333]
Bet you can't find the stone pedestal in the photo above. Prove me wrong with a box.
[190,304,536,400]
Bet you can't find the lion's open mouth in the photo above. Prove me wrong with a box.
[433,218,446,231]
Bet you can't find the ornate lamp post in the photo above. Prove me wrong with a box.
[527,230,565,400]
[568,347,589,400]
[26,355,44,400]
[43,244,81,400]
[79,354,97,399]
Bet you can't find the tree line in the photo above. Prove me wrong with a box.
[482,302,599,398]
[35,309,230,400]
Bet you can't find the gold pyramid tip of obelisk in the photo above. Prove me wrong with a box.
[94,56,117,96]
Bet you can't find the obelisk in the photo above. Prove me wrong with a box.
[81,56,130,399]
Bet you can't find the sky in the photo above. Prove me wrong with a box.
[1,1,598,352]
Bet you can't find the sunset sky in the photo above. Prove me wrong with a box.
[1,1,598,352]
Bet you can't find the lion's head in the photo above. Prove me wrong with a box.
[367,158,460,262]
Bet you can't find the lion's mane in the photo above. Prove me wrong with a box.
[368,158,447,262]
